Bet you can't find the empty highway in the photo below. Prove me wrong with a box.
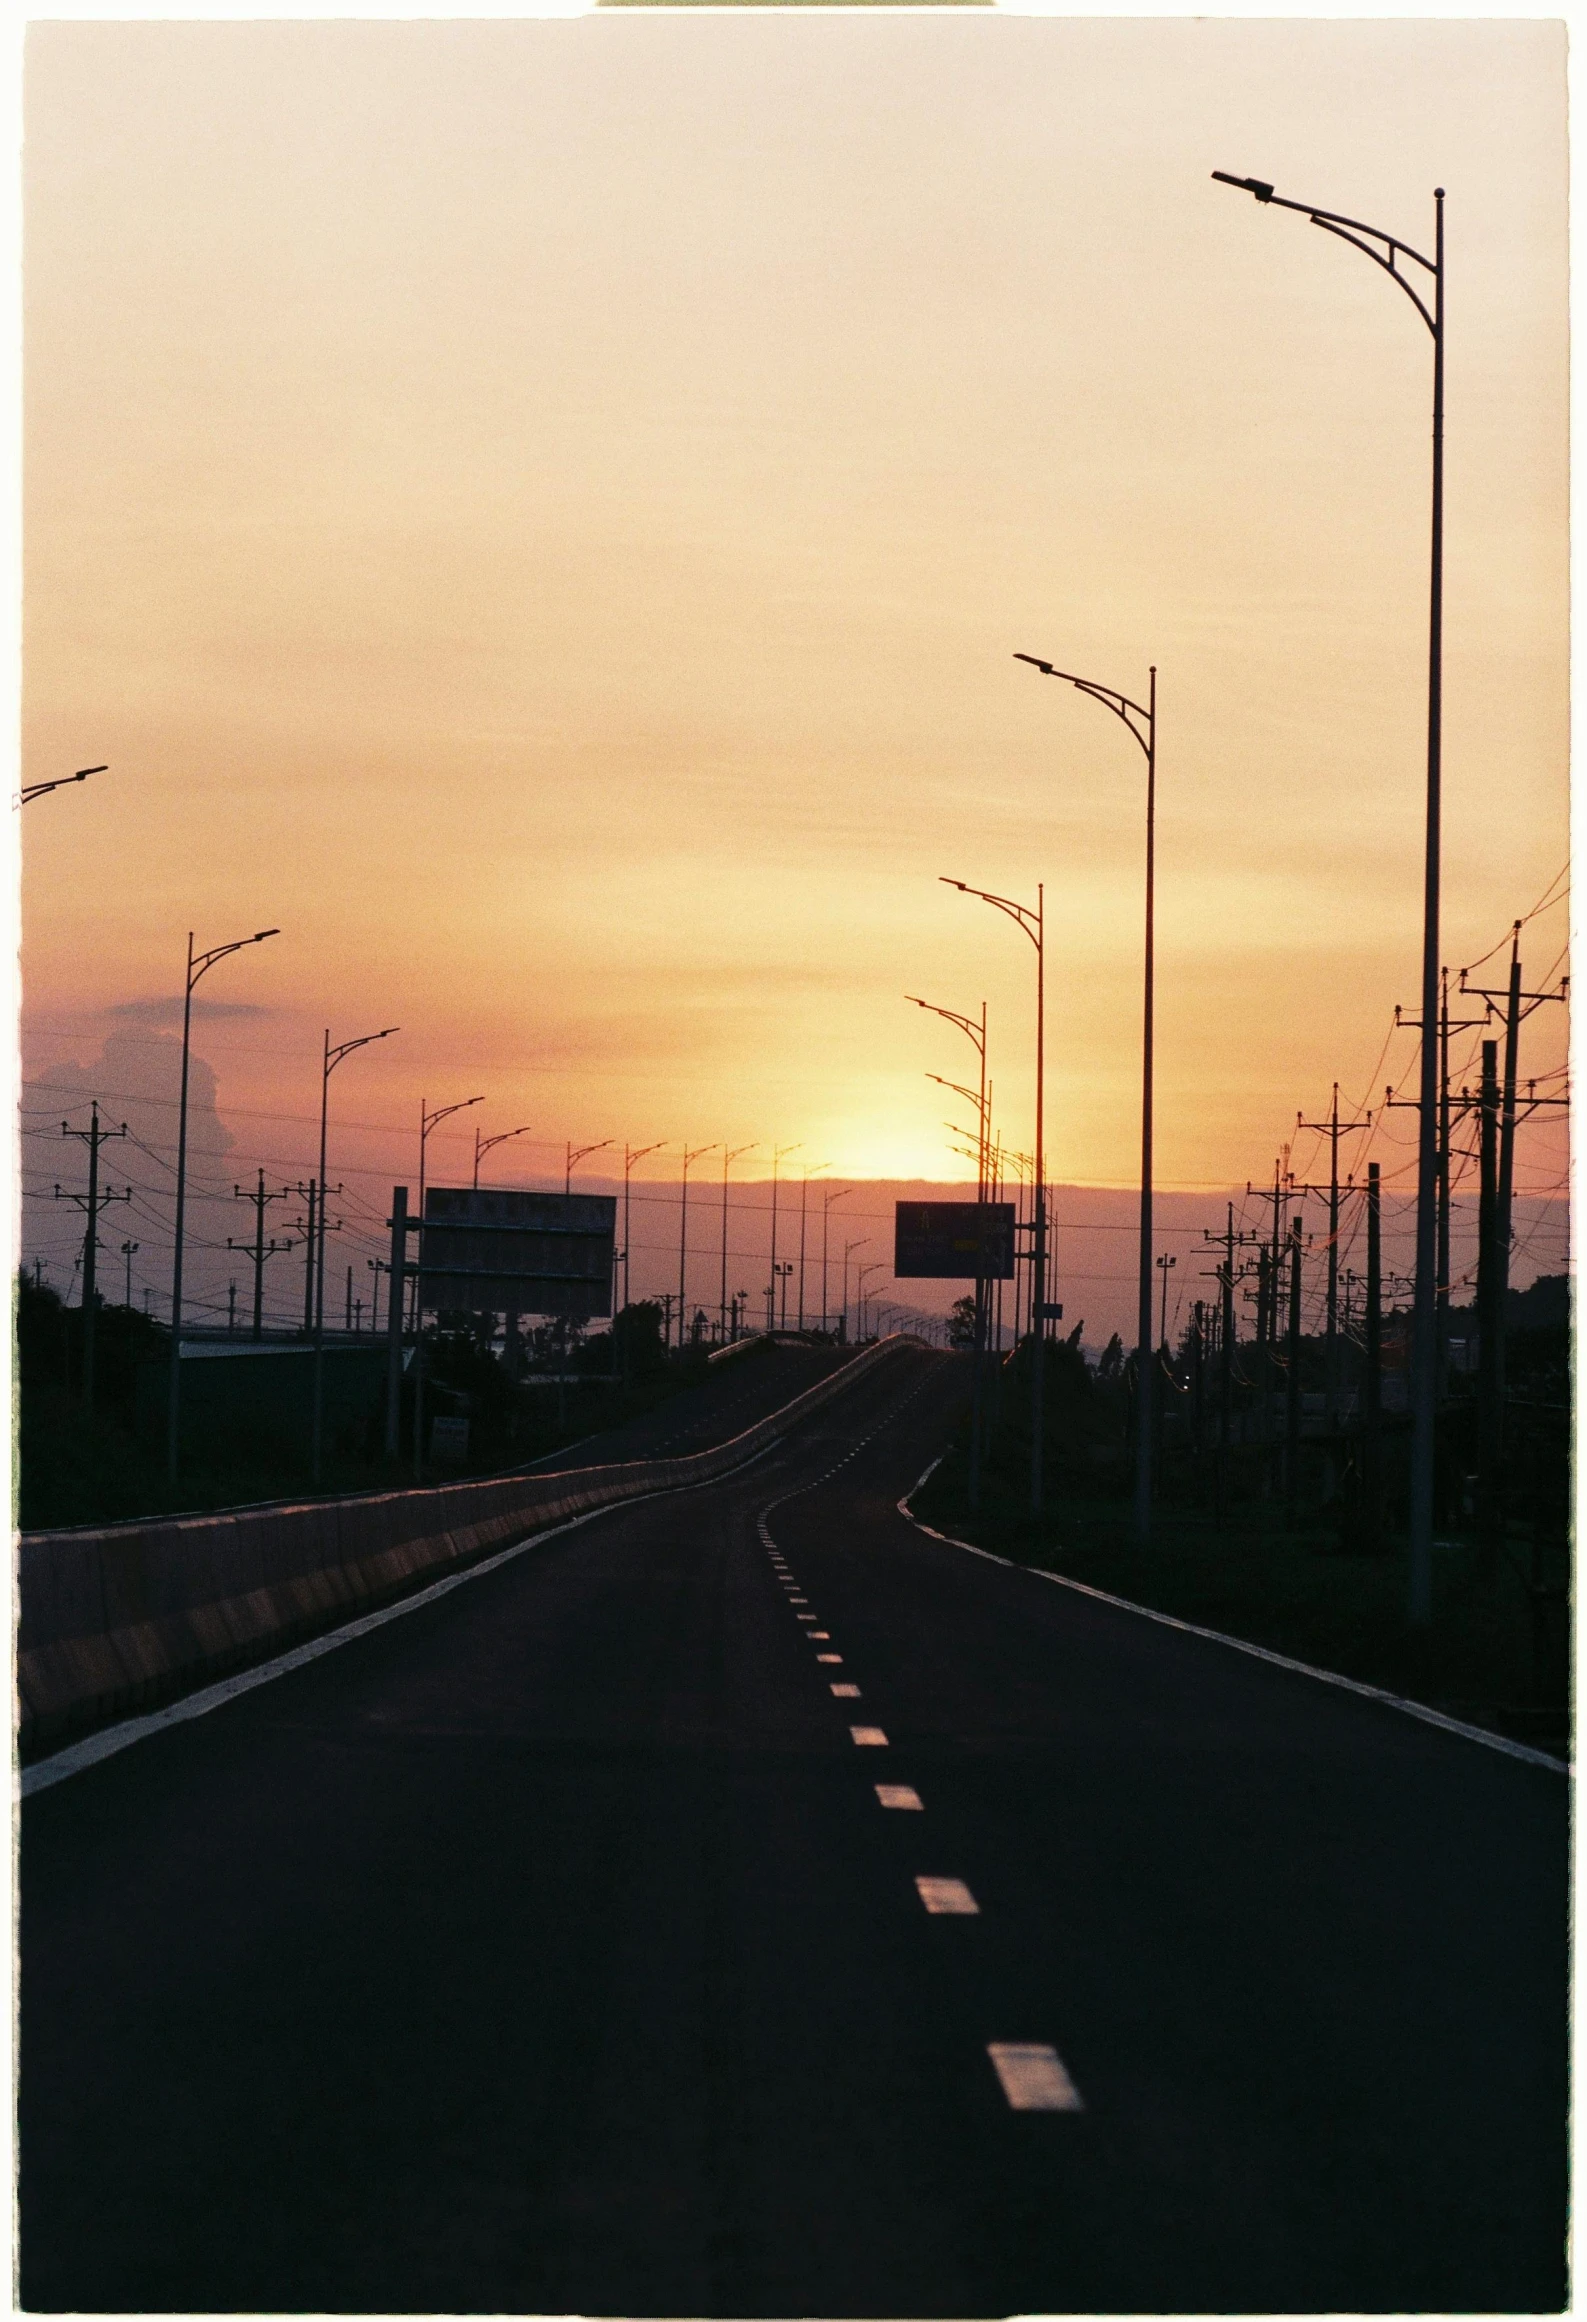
[20,1344,1567,2314]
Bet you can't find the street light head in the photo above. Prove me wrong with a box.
[1013,653,1056,675]
[253,929,280,942]
[1211,170,1274,202]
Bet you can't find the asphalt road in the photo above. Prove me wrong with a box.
[515,1340,858,1470]
[21,1346,1568,2314]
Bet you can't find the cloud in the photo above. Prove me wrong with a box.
[107,995,273,1025]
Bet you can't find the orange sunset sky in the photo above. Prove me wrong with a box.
[15,13,1570,1335]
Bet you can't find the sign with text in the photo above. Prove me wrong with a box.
[418,1187,616,1320]
[893,1201,1016,1280]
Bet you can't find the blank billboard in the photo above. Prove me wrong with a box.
[894,1201,1016,1280]
[418,1187,616,1319]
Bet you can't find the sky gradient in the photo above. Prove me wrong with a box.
[18,15,1570,1333]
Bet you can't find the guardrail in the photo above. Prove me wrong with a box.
[19,1334,926,1756]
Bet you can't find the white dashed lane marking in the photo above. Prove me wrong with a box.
[798,1614,817,1624]
[816,1653,842,1664]
[830,1681,861,1698]
[988,2043,1084,2112]
[850,1726,888,1747]
[916,1876,979,1916]
[875,1784,922,1811]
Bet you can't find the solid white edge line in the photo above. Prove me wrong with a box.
[895,1461,1571,1778]
[22,1433,799,1799]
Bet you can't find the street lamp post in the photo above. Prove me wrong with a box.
[565,1138,613,1198]
[909,992,991,1501]
[167,926,279,1480]
[412,1092,483,1466]
[821,1185,852,1337]
[1015,654,1156,1543]
[941,881,1047,1517]
[678,1144,716,1352]
[856,1260,881,1343]
[1212,170,1444,1618]
[719,1145,755,1344]
[473,1122,534,1188]
[622,1141,665,1321]
[841,1237,868,1346]
[797,1162,826,1332]
[767,1143,800,1340]
[313,1025,399,1485]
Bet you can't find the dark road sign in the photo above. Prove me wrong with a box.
[894,1200,1015,1280]
[419,1186,616,1318]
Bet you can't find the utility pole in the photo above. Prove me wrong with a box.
[1202,1206,1260,1517]
[1245,1154,1295,1455]
[55,1103,130,1408]
[1475,1039,1502,1578]
[1284,1215,1305,1516]
[1460,933,1568,1414]
[1364,1163,1382,1551]
[385,1187,412,1459]
[228,1169,291,1339]
[298,1181,317,1334]
[1394,973,1484,1391]
[120,1239,139,1308]
[1294,1085,1373,1426]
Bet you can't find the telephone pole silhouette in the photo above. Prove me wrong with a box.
[55,1102,130,1408]
[1459,929,1568,1413]
[229,1170,293,1339]
[1201,1205,1262,1514]
[1293,1084,1373,1425]
[1394,968,1485,1388]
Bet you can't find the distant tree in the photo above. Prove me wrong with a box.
[946,1294,978,1350]
[1096,1331,1125,1384]
[611,1300,667,1378]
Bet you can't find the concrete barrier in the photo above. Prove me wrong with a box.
[19,1335,926,1755]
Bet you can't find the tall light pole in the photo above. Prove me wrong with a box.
[842,1236,868,1346]
[1014,655,1156,1542]
[474,1122,533,1188]
[1212,171,1444,1619]
[768,1142,800,1339]
[942,880,1047,1517]
[856,1260,882,1343]
[719,1144,755,1343]
[620,1142,665,1318]
[821,1184,852,1336]
[412,1092,482,1463]
[909,993,992,1490]
[313,1025,399,1485]
[167,925,279,1480]
[677,1143,716,1351]
[565,1137,612,1198]
[797,1162,826,1332]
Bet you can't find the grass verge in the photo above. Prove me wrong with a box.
[911,1438,1570,1760]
